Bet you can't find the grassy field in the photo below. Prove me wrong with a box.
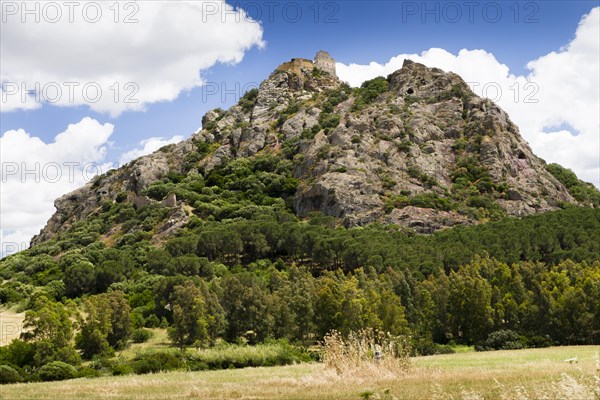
[2,345,598,399]
[0,306,25,346]
[117,328,171,359]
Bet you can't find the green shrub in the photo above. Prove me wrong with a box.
[317,145,332,160]
[475,330,524,351]
[132,351,183,374]
[132,328,154,344]
[186,341,310,370]
[145,314,160,328]
[411,339,455,356]
[407,166,437,187]
[318,113,340,132]
[0,339,36,368]
[546,163,600,206]
[409,193,452,211]
[384,195,410,213]
[38,361,77,382]
[277,102,300,126]
[282,137,301,159]
[115,192,128,203]
[466,195,492,209]
[353,76,389,111]
[0,365,23,384]
[91,357,132,376]
[396,140,412,153]
[77,366,101,378]
[522,335,553,348]
[238,88,258,113]
[322,87,349,113]
[381,176,397,190]
[110,362,133,376]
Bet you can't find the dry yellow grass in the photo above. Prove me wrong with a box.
[1,346,598,399]
[0,306,25,346]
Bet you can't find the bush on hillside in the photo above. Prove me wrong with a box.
[475,330,524,351]
[38,361,77,382]
[0,365,23,384]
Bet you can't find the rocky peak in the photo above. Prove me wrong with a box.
[31,57,596,245]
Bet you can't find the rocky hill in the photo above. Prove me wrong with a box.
[32,53,598,245]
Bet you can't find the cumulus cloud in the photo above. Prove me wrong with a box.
[1,0,264,116]
[0,119,190,255]
[1,118,115,255]
[337,7,600,187]
[119,135,185,164]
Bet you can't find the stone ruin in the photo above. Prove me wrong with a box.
[314,50,336,77]
[276,50,337,78]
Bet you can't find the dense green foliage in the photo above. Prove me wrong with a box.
[1,208,599,374]
[546,163,600,207]
[0,365,23,384]
[352,76,389,111]
[38,361,77,382]
[2,84,600,381]
[475,330,525,351]
[238,88,259,113]
[76,291,132,359]
[2,66,600,385]
[131,328,153,343]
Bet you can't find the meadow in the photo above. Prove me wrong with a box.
[0,306,25,346]
[1,345,598,400]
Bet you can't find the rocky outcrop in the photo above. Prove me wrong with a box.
[385,206,473,234]
[31,139,193,245]
[32,54,592,245]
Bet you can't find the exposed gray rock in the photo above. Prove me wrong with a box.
[386,206,473,234]
[32,56,590,246]
[282,108,321,140]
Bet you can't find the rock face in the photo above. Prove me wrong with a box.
[32,54,591,245]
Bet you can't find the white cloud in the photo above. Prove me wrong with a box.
[337,7,600,187]
[1,0,264,116]
[0,84,41,112]
[1,118,115,256]
[119,135,184,164]
[0,120,189,256]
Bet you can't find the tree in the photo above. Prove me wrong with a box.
[95,260,125,292]
[76,291,132,359]
[105,291,132,349]
[63,262,96,298]
[168,282,209,348]
[76,326,112,359]
[288,266,317,342]
[198,281,226,344]
[169,255,201,276]
[448,261,494,344]
[377,288,410,336]
[21,296,79,366]
[221,273,273,342]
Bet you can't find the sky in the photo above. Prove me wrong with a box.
[1,0,599,255]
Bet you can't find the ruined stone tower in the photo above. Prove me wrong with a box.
[275,51,337,79]
[314,50,336,77]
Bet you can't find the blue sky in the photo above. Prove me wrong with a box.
[2,1,597,158]
[1,0,599,252]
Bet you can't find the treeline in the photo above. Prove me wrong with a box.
[1,256,598,382]
[2,207,599,299]
[0,207,599,383]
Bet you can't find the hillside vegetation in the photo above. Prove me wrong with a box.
[1,61,599,386]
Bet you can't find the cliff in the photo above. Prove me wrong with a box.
[32,53,596,245]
